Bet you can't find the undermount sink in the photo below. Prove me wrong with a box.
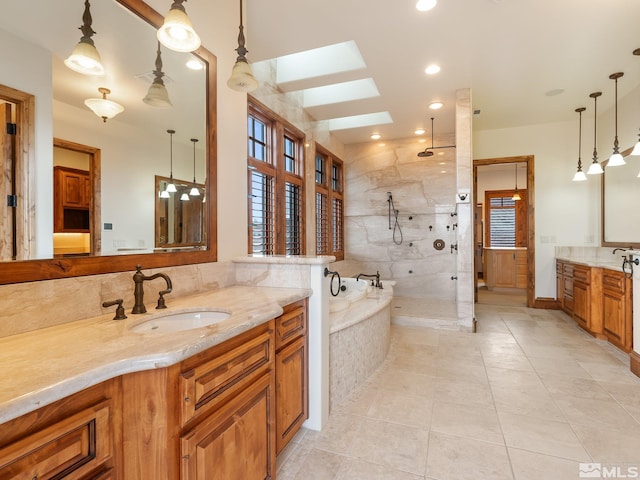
[129,309,231,334]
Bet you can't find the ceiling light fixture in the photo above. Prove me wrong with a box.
[370,133,381,140]
[425,64,440,75]
[142,42,172,108]
[512,164,521,201]
[64,0,104,76]
[429,101,443,110]
[186,58,204,70]
[417,117,456,157]
[587,92,603,175]
[572,107,587,182]
[157,0,201,53]
[607,72,625,167]
[227,0,258,92]
[165,129,177,193]
[416,0,437,12]
[631,49,640,156]
[414,128,425,135]
[189,138,200,196]
[84,87,124,122]
[180,192,190,201]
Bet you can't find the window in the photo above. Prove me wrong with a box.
[485,190,527,247]
[315,146,344,260]
[248,100,305,255]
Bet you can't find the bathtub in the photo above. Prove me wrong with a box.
[328,278,394,409]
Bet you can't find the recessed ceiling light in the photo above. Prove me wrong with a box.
[370,133,381,140]
[378,143,386,147]
[416,0,437,11]
[425,64,440,75]
[429,102,443,109]
[545,88,565,97]
[186,59,204,70]
[439,161,446,165]
[438,152,445,156]
[414,128,426,135]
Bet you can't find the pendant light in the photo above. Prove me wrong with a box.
[631,49,640,156]
[189,138,200,196]
[180,192,190,201]
[64,0,105,76]
[143,42,172,108]
[587,92,603,175]
[165,129,177,193]
[227,0,259,92]
[84,88,124,122]
[512,164,521,201]
[157,0,201,53]
[607,72,625,166]
[572,107,587,182]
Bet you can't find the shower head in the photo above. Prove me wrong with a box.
[417,149,434,157]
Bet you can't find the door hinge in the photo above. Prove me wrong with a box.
[6,123,16,135]
[7,194,17,207]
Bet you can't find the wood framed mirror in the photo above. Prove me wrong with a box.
[0,0,217,284]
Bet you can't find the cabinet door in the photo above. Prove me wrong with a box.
[276,336,308,455]
[181,373,275,480]
[62,170,86,208]
[573,281,590,329]
[493,251,516,288]
[0,401,112,480]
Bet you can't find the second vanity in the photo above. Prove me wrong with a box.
[0,285,310,479]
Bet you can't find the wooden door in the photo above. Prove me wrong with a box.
[276,335,307,454]
[0,103,15,260]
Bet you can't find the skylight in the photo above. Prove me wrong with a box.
[275,41,366,84]
[328,112,393,131]
[302,79,380,108]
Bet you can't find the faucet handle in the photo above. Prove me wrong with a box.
[156,292,168,309]
[102,299,127,320]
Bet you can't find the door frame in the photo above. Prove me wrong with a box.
[474,155,536,308]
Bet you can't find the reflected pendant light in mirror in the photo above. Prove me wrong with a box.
[143,42,172,108]
[84,87,124,122]
[572,107,587,181]
[587,92,603,175]
[227,0,258,92]
[180,192,189,201]
[189,138,200,196]
[512,164,521,201]
[631,49,640,156]
[64,0,105,76]
[165,129,177,193]
[607,72,625,167]
[157,0,201,53]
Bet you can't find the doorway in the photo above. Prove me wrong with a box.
[474,155,535,308]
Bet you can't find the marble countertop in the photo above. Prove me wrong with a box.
[0,285,311,424]
[556,256,625,272]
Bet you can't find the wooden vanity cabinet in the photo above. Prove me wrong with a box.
[54,166,91,232]
[561,262,574,315]
[0,380,121,480]
[274,300,308,455]
[602,270,633,352]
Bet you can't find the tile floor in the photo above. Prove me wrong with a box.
[276,303,640,479]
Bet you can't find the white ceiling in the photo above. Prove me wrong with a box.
[246,0,640,145]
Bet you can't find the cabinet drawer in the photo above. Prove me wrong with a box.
[563,276,574,295]
[563,264,574,277]
[556,261,563,274]
[276,305,306,351]
[0,401,112,480]
[180,328,273,426]
[603,270,625,294]
[573,265,590,284]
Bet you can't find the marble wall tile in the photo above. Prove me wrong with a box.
[234,263,311,289]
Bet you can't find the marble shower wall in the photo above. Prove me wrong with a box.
[341,135,458,300]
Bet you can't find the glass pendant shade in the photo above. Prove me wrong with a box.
[157,2,201,52]
[227,59,259,92]
[65,40,104,76]
[159,190,170,198]
[587,161,603,175]
[572,170,587,182]
[166,180,177,193]
[607,72,625,166]
[84,88,124,122]
[64,0,104,76]
[512,191,521,201]
[631,140,640,156]
[180,192,189,201]
[143,83,172,108]
[189,186,200,196]
[607,152,625,166]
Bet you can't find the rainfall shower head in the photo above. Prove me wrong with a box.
[416,117,455,157]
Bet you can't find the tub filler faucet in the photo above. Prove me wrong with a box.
[132,264,173,314]
[356,271,382,289]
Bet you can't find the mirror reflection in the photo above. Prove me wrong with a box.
[155,175,206,249]
[0,0,207,262]
[602,149,640,246]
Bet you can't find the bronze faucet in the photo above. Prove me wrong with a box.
[132,264,173,314]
